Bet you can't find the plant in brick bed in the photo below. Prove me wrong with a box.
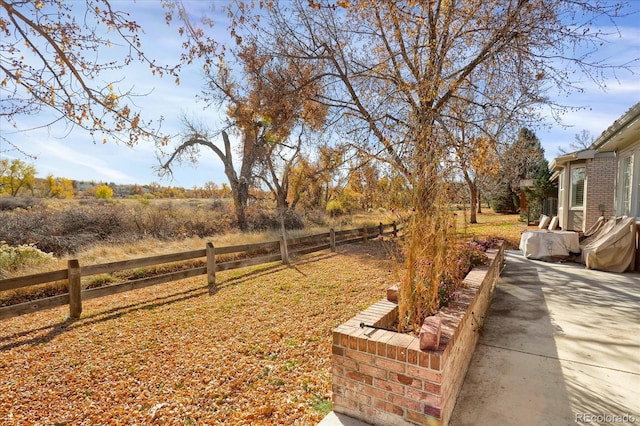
[438,239,492,309]
[331,203,504,425]
[397,182,462,333]
[395,162,501,334]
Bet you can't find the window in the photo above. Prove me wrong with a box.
[620,155,632,216]
[570,166,585,208]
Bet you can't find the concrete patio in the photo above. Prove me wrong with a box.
[450,250,640,426]
[321,250,640,425]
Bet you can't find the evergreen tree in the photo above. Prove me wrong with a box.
[489,128,550,214]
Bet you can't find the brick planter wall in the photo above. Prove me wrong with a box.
[331,243,504,426]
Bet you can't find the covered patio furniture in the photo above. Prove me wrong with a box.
[519,230,580,261]
[580,216,637,273]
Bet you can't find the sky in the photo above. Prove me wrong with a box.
[1,1,640,189]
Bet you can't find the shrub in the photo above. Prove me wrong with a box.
[438,240,490,309]
[0,197,40,211]
[95,185,114,200]
[326,200,344,217]
[0,242,54,278]
[245,208,305,231]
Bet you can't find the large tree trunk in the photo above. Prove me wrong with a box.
[469,184,478,224]
[213,131,251,231]
[230,178,249,231]
[462,170,478,224]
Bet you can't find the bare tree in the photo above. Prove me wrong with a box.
[0,0,183,150]
[236,0,636,328]
[158,33,328,230]
[159,120,255,231]
[236,0,635,200]
[559,129,596,154]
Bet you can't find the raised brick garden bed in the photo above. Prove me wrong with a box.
[330,243,504,425]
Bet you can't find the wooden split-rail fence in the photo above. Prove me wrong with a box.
[0,222,400,321]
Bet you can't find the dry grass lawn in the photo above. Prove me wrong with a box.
[456,210,529,249]
[0,242,395,425]
[0,210,524,424]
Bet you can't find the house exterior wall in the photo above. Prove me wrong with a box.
[585,156,617,227]
[552,102,640,230]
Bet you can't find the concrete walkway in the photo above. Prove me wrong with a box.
[450,250,640,426]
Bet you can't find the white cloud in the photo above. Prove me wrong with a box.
[31,139,135,183]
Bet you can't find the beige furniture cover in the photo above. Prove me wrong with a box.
[580,217,637,273]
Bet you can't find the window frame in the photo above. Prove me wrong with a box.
[619,154,633,216]
[569,165,586,209]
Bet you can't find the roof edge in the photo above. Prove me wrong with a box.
[590,101,640,151]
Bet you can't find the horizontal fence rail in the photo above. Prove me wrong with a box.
[0,222,401,321]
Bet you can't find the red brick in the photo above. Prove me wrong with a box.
[374,356,406,374]
[340,333,348,347]
[407,347,418,365]
[407,388,442,407]
[357,404,378,418]
[375,378,405,395]
[332,383,344,397]
[346,349,373,365]
[332,331,342,346]
[423,381,442,395]
[349,329,367,350]
[358,336,368,351]
[367,339,377,354]
[332,365,344,377]
[419,350,431,368]
[420,316,442,351]
[376,339,388,357]
[374,399,404,416]
[391,373,422,389]
[424,404,442,418]
[334,354,357,370]
[396,344,408,362]
[345,388,372,406]
[430,353,441,371]
[358,383,388,400]
[360,362,388,379]
[388,393,421,412]
[386,343,397,359]
[333,394,359,411]
[407,365,442,383]
[346,370,373,385]
[332,374,349,388]
[332,345,345,356]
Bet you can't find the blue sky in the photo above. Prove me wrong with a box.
[1,1,639,188]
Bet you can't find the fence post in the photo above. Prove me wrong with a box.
[330,228,336,252]
[393,221,397,237]
[206,242,216,292]
[363,226,368,243]
[379,222,383,237]
[68,259,82,319]
[280,236,289,265]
